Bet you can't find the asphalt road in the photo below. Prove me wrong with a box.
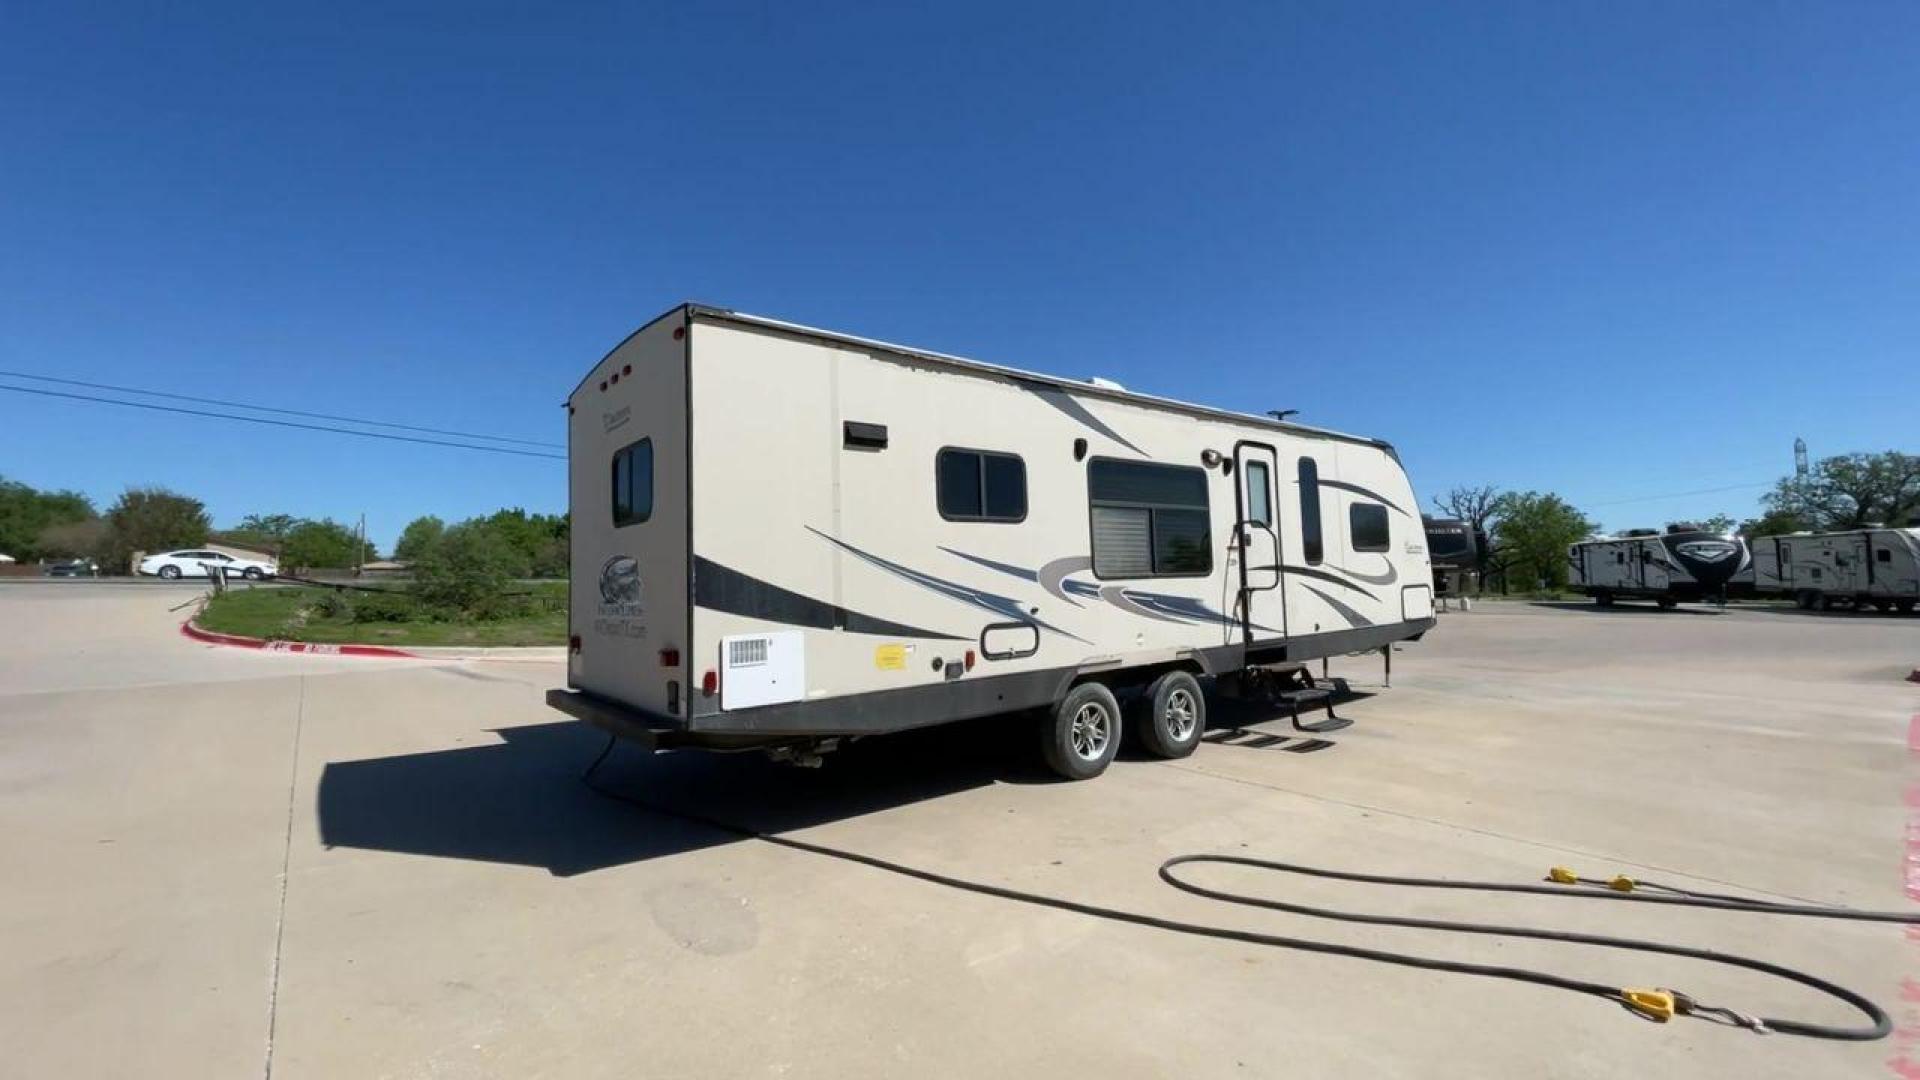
[2,584,1918,1078]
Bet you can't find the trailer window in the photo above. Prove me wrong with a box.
[1298,458,1324,565]
[937,448,1026,522]
[1245,460,1272,526]
[1878,549,1892,563]
[612,438,652,527]
[1350,503,1390,553]
[1088,459,1211,577]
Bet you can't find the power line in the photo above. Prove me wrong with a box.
[0,383,565,461]
[0,368,563,449]
[1586,481,1772,508]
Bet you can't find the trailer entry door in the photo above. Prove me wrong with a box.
[1231,442,1286,645]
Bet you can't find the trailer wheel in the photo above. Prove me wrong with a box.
[1871,599,1893,613]
[1132,670,1206,760]
[1041,682,1122,781]
[1656,597,1678,609]
[1898,600,1916,615]
[1794,590,1818,610]
[1820,595,1840,611]
[1594,590,1614,607]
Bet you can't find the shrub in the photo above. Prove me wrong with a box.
[312,591,351,619]
[350,590,418,623]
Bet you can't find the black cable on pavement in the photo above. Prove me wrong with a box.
[580,735,1913,1041]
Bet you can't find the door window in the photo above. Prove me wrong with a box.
[1245,460,1271,526]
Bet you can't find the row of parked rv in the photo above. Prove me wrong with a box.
[1567,525,1920,613]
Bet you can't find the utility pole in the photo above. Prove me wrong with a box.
[355,513,366,577]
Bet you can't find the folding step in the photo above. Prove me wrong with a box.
[1274,686,1352,734]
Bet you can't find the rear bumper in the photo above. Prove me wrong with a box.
[545,688,807,752]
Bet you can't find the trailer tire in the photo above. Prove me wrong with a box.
[1132,670,1206,760]
[1656,597,1678,610]
[1041,682,1123,781]
[1594,590,1614,607]
[1795,590,1819,610]
[1898,600,1915,615]
[1820,595,1840,611]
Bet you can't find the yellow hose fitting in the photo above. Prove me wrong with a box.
[1548,866,1579,885]
[1608,875,1637,892]
[1621,988,1676,1022]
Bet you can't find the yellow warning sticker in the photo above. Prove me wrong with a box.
[874,644,909,670]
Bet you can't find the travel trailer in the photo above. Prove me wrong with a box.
[547,304,1436,779]
[1738,528,1920,612]
[1422,516,1480,597]
[1568,527,1748,608]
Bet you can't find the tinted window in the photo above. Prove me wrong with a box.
[1350,504,1390,553]
[612,437,652,526]
[1298,458,1323,564]
[1088,459,1211,577]
[937,448,1025,522]
[1245,460,1271,526]
[1878,548,1892,563]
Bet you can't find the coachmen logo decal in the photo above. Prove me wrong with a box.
[1675,540,1738,563]
[594,555,646,639]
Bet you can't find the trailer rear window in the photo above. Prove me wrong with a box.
[937,448,1026,522]
[612,438,652,526]
[1350,503,1390,553]
[1087,459,1211,577]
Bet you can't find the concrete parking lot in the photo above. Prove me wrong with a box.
[3,582,1917,1078]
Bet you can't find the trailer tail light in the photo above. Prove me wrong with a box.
[569,634,582,654]
[701,669,717,696]
[964,649,976,671]
[659,647,680,667]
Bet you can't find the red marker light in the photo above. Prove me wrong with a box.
[673,326,686,340]
[599,380,607,392]
[568,634,582,654]
[622,364,632,376]
[964,649,976,671]
[701,670,718,696]
[659,647,680,667]
[610,372,619,385]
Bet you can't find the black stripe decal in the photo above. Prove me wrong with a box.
[1281,564,1379,601]
[1301,583,1374,629]
[1317,478,1411,517]
[694,557,966,640]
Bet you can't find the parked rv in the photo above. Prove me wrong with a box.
[1422,516,1480,597]
[1735,528,1920,612]
[1568,527,1748,608]
[548,304,1436,779]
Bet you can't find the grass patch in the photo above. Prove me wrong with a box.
[197,583,567,647]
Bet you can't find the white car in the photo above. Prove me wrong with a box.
[139,549,278,581]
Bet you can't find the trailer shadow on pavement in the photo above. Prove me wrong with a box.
[317,715,1062,878]
[315,686,1371,878]
[1525,601,1725,616]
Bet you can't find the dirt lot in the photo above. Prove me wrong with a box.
[2,583,1918,1078]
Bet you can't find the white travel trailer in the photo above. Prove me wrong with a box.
[547,305,1436,779]
[1740,529,1920,612]
[1568,528,1747,608]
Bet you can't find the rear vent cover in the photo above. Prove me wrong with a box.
[728,638,769,667]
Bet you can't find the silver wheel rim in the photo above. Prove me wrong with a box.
[1069,702,1111,761]
[1165,688,1198,742]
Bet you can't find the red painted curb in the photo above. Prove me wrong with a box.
[181,618,421,659]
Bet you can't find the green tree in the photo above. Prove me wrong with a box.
[410,522,521,616]
[103,487,211,571]
[1694,513,1736,535]
[1429,484,1504,585]
[393,515,446,562]
[1764,451,1920,529]
[280,519,373,570]
[0,477,96,560]
[36,518,109,560]
[214,512,302,555]
[1738,507,1808,538]
[1490,491,1595,593]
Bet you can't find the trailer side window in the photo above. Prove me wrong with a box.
[1350,503,1390,553]
[1245,460,1272,526]
[937,448,1026,522]
[1087,459,1211,577]
[1298,458,1324,565]
[612,437,652,527]
[1878,549,1892,563]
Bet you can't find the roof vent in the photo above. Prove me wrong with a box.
[1085,376,1126,391]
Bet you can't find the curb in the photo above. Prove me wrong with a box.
[181,619,421,659]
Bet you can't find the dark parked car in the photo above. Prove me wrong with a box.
[43,559,99,577]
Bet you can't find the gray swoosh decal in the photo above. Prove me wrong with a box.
[1301,583,1373,629]
[1028,387,1146,456]
[1281,564,1379,601]
[1317,478,1411,518]
[1331,561,1398,586]
[810,528,1090,644]
[1098,584,1186,623]
[694,557,966,640]
[1041,556,1095,606]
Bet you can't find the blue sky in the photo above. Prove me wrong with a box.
[3,2,1915,549]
